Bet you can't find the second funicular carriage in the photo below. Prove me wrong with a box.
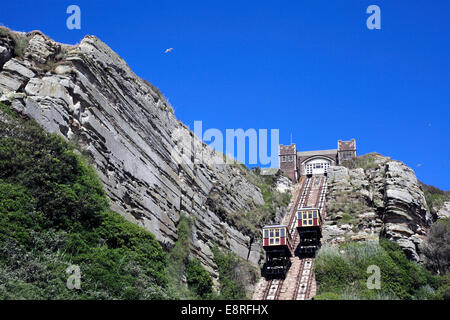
[296,206,322,252]
[261,224,292,278]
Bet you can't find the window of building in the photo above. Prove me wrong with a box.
[281,156,287,162]
[342,151,354,160]
[288,155,293,162]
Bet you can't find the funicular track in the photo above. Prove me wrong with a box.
[258,174,328,300]
[262,279,284,300]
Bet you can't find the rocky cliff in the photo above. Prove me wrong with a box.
[1,28,443,280]
[324,153,433,262]
[0,28,291,279]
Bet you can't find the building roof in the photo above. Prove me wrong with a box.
[297,149,338,157]
[279,144,296,155]
[263,224,287,229]
[260,168,279,175]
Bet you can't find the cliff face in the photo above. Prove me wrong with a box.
[324,154,433,262]
[1,29,440,277]
[0,30,281,277]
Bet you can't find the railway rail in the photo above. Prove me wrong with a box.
[259,174,328,300]
[262,279,284,300]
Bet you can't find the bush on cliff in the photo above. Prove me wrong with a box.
[314,239,448,300]
[423,218,450,275]
[0,103,169,299]
[421,182,450,212]
[185,257,214,298]
[228,166,291,239]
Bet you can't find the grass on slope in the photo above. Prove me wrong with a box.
[420,182,450,212]
[0,103,168,299]
[227,165,291,239]
[0,102,244,300]
[314,239,449,300]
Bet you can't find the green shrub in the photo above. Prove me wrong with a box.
[226,167,291,239]
[0,103,169,299]
[0,27,30,58]
[314,246,353,293]
[0,182,41,248]
[211,244,248,300]
[342,153,383,170]
[314,240,446,300]
[186,258,214,298]
[420,182,450,211]
[167,213,192,285]
[314,292,340,300]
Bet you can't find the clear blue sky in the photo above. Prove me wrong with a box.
[1,0,449,189]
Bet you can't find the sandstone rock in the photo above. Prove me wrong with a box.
[0,34,14,68]
[328,166,349,183]
[54,64,73,75]
[275,174,292,194]
[437,202,450,219]
[25,77,72,106]
[395,238,420,261]
[0,73,22,92]
[24,34,56,64]
[0,31,279,281]
[3,58,35,78]
[0,91,26,103]
[0,46,10,67]
[326,159,432,262]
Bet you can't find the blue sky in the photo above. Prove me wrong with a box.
[1,1,449,189]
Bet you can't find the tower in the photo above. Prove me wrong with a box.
[279,144,298,183]
[337,139,357,164]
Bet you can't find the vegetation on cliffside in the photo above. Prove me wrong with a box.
[314,240,449,300]
[341,153,385,171]
[212,244,259,299]
[166,213,214,299]
[228,165,291,239]
[0,103,170,299]
[420,182,450,212]
[423,218,450,275]
[0,103,217,300]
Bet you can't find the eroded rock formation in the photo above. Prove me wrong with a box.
[0,30,288,279]
[324,154,433,262]
[0,29,441,278]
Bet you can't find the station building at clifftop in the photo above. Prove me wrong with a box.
[279,139,357,182]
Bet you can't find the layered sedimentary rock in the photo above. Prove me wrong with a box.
[1,29,439,277]
[324,154,432,262]
[0,30,284,278]
[437,203,450,220]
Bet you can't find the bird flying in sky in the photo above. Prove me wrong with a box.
[164,48,174,54]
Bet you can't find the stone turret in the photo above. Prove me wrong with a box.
[338,139,357,163]
[279,144,298,183]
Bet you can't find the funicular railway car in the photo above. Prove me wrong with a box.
[296,207,322,252]
[262,225,292,278]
